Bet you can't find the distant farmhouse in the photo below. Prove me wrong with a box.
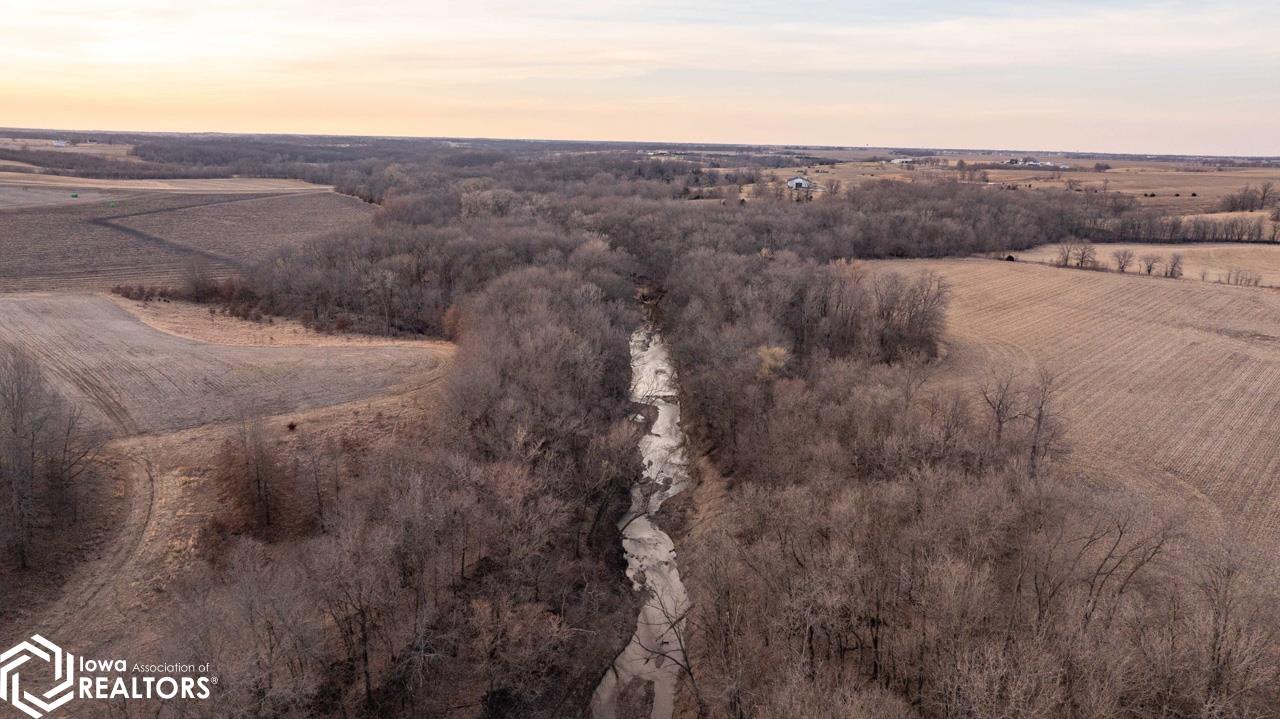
[1004,157,1071,170]
[786,176,813,189]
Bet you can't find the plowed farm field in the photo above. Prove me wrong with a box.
[0,189,373,291]
[874,258,1280,533]
[0,293,449,435]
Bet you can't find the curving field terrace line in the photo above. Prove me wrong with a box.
[90,215,246,271]
[0,190,374,292]
[84,193,321,270]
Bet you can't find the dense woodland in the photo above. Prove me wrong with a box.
[7,137,1280,717]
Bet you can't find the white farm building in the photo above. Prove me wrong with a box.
[786,176,813,189]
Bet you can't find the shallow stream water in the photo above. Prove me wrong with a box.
[589,326,692,719]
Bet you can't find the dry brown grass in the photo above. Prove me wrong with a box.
[1017,239,1280,286]
[871,258,1280,535]
[107,295,445,349]
[0,191,373,291]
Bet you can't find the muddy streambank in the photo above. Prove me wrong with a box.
[590,324,693,719]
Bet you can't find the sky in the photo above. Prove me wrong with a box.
[1,0,1278,155]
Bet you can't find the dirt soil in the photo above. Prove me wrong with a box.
[0,191,373,291]
[0,293,450,435]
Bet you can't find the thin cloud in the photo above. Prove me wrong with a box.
[0,0,1276,153]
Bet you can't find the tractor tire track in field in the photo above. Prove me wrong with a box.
[21,338,140,435]
[44,453,156,649]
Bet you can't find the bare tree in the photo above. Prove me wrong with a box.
[1165,253,1184,278]
[1190,542,1279,711]
[1023,369,1060,481]
[43,405,99,527]
[978,369,1021,445]
[0,345,48,569]
[1140,254,1161,275]
[305,518,395,710]
[227,413,282,529]
[167,539,322,717]
[1,349,48,567]
[1112,248,1135,273]
[0,345,99,569]
[1259,181,1275,208]
[1055,240,1077,268]
[1074,241,1097,269]
[182,259,217,302]
[364,269,399,335]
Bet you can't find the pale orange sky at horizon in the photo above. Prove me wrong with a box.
[3,1,1278,155]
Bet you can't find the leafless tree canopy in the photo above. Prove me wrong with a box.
[0,344,99,571]
[1112,248,1135,272]
[14,139,1275,717]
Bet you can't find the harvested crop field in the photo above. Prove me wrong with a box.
[0,183,122,209]
[112,192,372,263]
[983,165,1280,213]
[1016,240,1280,287]
[0,293,449,435]
[0,170,326,193]
[874,258,1280,533]
[0,190,373,291]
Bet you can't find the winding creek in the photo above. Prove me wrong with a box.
[590,325,693,719]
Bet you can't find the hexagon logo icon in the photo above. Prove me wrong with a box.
[0,636,76,719]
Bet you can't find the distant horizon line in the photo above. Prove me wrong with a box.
[2,125,1278,162]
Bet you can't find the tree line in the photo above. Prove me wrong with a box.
[0,345,100,573]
